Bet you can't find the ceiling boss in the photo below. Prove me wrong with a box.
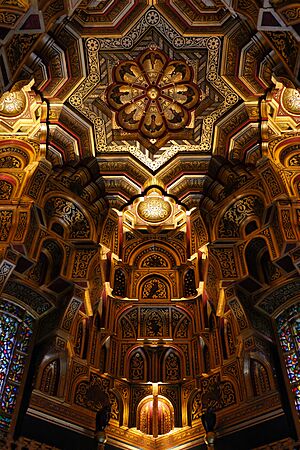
[106,47,200,147]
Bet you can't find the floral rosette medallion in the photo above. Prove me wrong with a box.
[107,48,200,141]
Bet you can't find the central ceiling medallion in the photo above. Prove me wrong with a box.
[0,88,26,117]
[107,47,200,148]
[137,196,172,224]
[282,87,300,116]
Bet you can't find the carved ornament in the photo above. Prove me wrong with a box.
[107,48,200,145]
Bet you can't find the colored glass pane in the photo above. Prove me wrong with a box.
[0,301,34,431]
[277,304,300,416]
[9,352,26,383]
[16,323,32,353]
[286,353,300,382]
[0,414,11,428]
[279,325,294,352]
[0,315,18,393]
[2,383,18,414]
[292,384,300,412]
[293,319,300,347]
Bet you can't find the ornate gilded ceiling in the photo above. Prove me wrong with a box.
[1,0,299,207]
[63,4,246,208]
[67,7,240,175]
[1,3,300,449]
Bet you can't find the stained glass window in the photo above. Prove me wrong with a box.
[277,303,300,414]
[0,300,34,431]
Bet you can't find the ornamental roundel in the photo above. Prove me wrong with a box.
[0,90,26,117]
[106,48,200,141]
[137,197,172,223]
[281,88,300,116]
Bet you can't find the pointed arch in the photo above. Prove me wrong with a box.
[43,194,94,240]
[245,237,278,285]
[216,194,264,240]
[36,350,68,398]
[40,359,60,396]
[112,268,126,298]
[162,348,182,382]
[250,359,272,396]
[128,347,147,382]
[137,395,174,436]
[183,268,197,298]
[74,316,89,359]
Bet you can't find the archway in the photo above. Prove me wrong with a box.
[137,395,174,437]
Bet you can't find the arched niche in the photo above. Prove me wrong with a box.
[268,137,300,197]
[39,359,60,397]
[245,236,279,285]
[173,308,192,339]
[43,195,92,240]
[216,194,264,240]
[73,375,110,412]
[189,376,237,426]
[250,358,272,397]
[35,239,64,285]
[74,316,89,359]
[140,308,168,339]
[161,348,182,382]
[278,141,300,169]
[183,268,197,297]
[220,317,236,360]
[243,352,275,399]
[188,389,202,425]
[127,348,147,382]
[87,255,103,311]
[112,268,126,298]
[137,395,174,437]
[200,336,211,374]
[199,313,221,371]
[190,212,208,254]
[100,215,118,251]
[99,341,109,374]
[205,257,221,312]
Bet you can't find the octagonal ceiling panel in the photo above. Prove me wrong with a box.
[68,7,240,172]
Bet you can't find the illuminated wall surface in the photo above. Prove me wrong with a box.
[0,2,299,450]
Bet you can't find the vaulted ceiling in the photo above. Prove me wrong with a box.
[0,0,299,209]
